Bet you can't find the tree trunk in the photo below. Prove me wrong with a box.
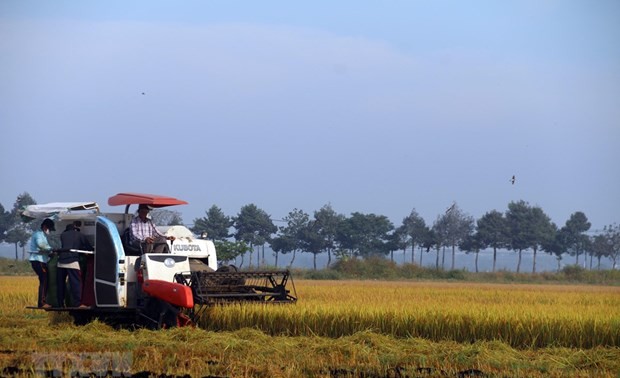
[411,242,416,264]
[313,253,317,270]
[532,247,537,273]
[402,248,406,264]
[274,250,279,268]
[441,246,446,270]
[517,249,522,273]
[261,245,265,267]
[14,243,18,261]
[451,244,455,270]
[419,246,423,266]
[327,248,332,267]
[475,251,479,273]
[288,250,297,268]
[556,256,561,272]
[575,251,579,266]
[390,250,394,263]
[435,247,440,269]
[492,247,497,272]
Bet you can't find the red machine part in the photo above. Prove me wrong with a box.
[142,280,194,308]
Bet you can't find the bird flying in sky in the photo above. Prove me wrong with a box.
[445,202,456,214]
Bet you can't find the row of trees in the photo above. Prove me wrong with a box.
[1,192,619,272]
[191,200,620,272]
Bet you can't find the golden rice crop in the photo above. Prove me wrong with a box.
[2,277,618,349]
[0,276,36,313]
[1,277,620,377]
[199,280,620,349]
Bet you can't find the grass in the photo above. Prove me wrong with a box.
[1,276,619,377]
[292,256,620,285]
[0,258,31,276]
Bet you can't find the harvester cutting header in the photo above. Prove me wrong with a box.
[25,192,297,329]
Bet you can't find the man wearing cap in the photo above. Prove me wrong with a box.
[28,218,56,308]
[130,204,175,254]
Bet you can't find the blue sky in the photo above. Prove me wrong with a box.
[1,1,619,231]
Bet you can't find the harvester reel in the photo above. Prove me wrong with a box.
[174,268,297,323]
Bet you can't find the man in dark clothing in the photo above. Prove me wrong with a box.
[57,223,93,307]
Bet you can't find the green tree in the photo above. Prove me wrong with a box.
[542,223,564,271]
[442,203,474,270]
[313,203,344,267]
[151,209,183,226]
[300,221,326,270]
[233,204,276,268]
[590,233,610,270]
[601,223,619,270]
[6,193,37,260]
[400,209,427,264]
[0,203,11,244]
[476,210,508,272]
[214,240,251,265]
[192,205,232,241]
[429,217,447,269]
[270,234,297,268]
[272,208,310,268]
[256,209,277,267]
[336,212,393,258]
[505,200,532,273]
[392,225,409,263]
[505,200,555,273]
[583,236,595,270]
[560,211,592,267]
[417,224,433,266]
[459,232,484,272]
[385,229,405,263]
[528,206,556,273]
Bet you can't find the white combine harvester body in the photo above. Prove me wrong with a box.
[23,193,296,329]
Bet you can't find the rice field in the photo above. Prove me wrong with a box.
[1,276,619,377]
[199,280,620,349]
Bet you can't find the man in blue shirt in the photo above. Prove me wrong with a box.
[29,218,55,308]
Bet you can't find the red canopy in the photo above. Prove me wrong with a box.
[107,193,188,208]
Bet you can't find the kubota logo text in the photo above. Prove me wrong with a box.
[173,244,202,252]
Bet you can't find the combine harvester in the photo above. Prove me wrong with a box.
[24,193,296,328]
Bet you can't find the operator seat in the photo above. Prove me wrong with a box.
[121,228,143,256]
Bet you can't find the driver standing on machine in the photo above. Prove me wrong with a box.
[130,204,175,254]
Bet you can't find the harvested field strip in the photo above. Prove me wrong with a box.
[1,322,619,377]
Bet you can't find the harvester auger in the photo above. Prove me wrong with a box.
[174,267,297,324]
